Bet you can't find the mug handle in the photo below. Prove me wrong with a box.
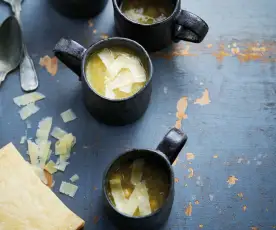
[53,38,87,80]
[156,128,188,164]
[174,10,209,43]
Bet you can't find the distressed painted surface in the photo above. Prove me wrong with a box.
[0,0,276,229]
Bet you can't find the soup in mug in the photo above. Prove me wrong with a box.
[107,158,170,217]
[120,0,174,25]
[85,47,148,100]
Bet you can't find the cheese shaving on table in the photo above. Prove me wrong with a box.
[19,103,40,120]
[59,181,78,197]
[44,160,58,174]
[110,178,127,212]
[60,109,77,123]
[36,117,52,141]
[13,92,45,106]
[27,140,51,167]
[50,127,68,140]
[27,140,39,165]
[55,133,76,161]
[55,159,70,172]
[131,159,144,185]
[20,136,27,144]
[70,174,80,183]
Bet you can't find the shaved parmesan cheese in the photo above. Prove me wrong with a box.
[51,127,68,140]
[27,140,39,165]
[119,84,132,93]
[70,174,79,183]
[60,109,77,123]
[31,165,47,184]
[19,103,40,120]
[55,133,75,159]
[55,159,69,172]
[110,178,127,212]
[37,140,52,167]
[20,136,27,144]
[13,92,45,106]
[109,55,131,78]
[131,159,144,185]
[105,85,116,99]
[109,69,134,90]
[59,181,78,197]
[123,182,151,216]
[44,160,57,174]
[98,48,115,70]
[36,117,52,141]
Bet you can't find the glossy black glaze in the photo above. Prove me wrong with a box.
[53,37,153,125]
[112,0,209,52]
[102,128,187,230]
[48,0,108,18]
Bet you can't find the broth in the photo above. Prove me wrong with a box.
[120,0,174,25]
[107,158,170,217]
[85,47,147,100]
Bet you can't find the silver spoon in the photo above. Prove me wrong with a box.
[2,0,39,91]
[0,16,23,86]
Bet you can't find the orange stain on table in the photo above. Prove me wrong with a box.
[237,192,244,199]
[251,227,259,230]
[186,152,195,160]
[194,89,211,105]
[212,45,231,62]
[195,200,200,205]
[188,168,194,178]
[44,170,53,189]
[175,96,188,129]
[207,44,213,48]
[242,205,247,212]
[185,202,193,216]
[227,175,238,185]
[174,177,179,183]
[39,55,58,76]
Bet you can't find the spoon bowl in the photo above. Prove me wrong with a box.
[0,16,23,86]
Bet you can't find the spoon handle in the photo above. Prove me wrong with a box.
[20,45,39,92]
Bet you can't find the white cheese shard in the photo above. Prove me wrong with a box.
[19,103,40,120]
[110,178,127,212]
[20,136,27,144]
[123,182,151,216]
[70,174,79,183]
[105,85,116,99]
[50,127,68,140]
[36,117,53,141]
[13,92,45,106]
[98,48,115,70]
[109,69,134,90]
[60,109,77,123]
[119,84,132,93]
[59,181,78,197]
[131,159,144,185]
[44,160,58,174]
[55,159,70,172]
[27,140,39,165]
[55,133,76,160]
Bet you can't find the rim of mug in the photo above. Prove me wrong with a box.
[81,37,153,102]
[112,0,180,27]
[102,148,174,219]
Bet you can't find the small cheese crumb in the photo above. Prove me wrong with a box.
[59,181,78,197]
[70,174,79,183]
[13,92,45,106]
[55,159,70,172]
[60,109,77,123]
[36,117,53,141]
[20,136,27,144]
[19,103,40,120]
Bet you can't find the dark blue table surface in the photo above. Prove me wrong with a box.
[1,0,276,229]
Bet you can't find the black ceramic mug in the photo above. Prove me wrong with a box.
[113,0,209,52]
[53,37,153,125]
[48,0,108,18]
[103,128,188,230]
